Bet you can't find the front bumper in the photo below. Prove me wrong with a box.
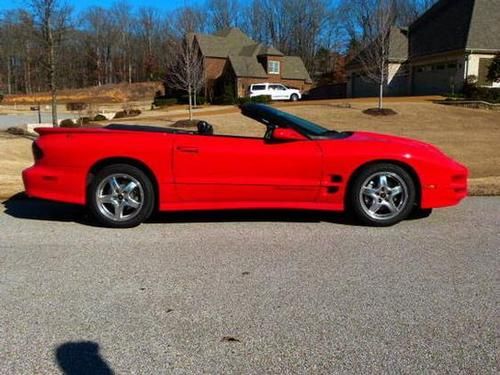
[22,165,86,205]
[420,163,468,209]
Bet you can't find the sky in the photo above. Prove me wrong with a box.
[0,0,204,14]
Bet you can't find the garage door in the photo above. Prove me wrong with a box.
[413,65,456,95]
[352,75,379,97]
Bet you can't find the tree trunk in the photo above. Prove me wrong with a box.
[48,23,58,127]
[378,65,384,110]
[7,57,12,95]
[188,85,193,121]
[378,82,383,110]
[128,59,132,84]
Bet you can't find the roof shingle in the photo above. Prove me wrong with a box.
[191,28,310,81]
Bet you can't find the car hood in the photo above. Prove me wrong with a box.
[345,131,443,153]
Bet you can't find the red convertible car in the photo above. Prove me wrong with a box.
[23,103,467,228]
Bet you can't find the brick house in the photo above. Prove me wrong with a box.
[346,0,500,97]
[188,28,312,100]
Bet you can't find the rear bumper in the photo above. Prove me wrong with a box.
[420,163,468,209]
[22,165,86,205]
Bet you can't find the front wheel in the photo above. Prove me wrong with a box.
[349,163,416,226]
[88,164,155,228]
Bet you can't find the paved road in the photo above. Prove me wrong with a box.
[0,197,497,374]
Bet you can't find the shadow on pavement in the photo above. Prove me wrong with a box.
[2,193,90,224]
[2,193,359,226]
[150,208,357,225]
[55,341,114,375]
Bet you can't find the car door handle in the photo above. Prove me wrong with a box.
[176,146,199,153]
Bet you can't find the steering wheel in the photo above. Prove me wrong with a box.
[197,121,214,135]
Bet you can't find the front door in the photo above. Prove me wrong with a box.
[172,134,322,203]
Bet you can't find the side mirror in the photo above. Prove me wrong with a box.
[272,128,307,142]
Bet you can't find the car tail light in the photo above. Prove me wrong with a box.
[32,141,43,160]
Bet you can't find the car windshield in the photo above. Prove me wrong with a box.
[241,103,334,136]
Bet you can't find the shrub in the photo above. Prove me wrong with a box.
[93,114,107,121]
[463,83,500,103]
[7,127,28,136]
[153,96,178,107]
[113,109,141,119]
[0,93,4,103]
[113,111,128,119]
[66,102,88,111]
[487,53,500,83]
[79,117,91,124]
[213,81,236,105]
[237,95,272,106]
[60,119,79,127]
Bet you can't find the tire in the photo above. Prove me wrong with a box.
[88,164,155,228]
[290,94,299,102]
[349,163,416,226]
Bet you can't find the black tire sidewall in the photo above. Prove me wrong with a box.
[350,163,416,226]
[88,164,155,228]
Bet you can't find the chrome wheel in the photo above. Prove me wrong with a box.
[359,172,408,221]
[95,173,144,222]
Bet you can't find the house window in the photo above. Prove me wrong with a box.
[268,60,280,74]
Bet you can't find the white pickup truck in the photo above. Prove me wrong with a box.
[249,83,302,101]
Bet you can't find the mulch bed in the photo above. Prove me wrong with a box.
[363,108,398,116]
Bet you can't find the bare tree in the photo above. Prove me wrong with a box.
[340,0,436,42]
[170,6,208,38]
[207,0,240,30]
[27,0,71,126]
[111,1,134,84]
[167,38,204,120]
[354,0,397,110]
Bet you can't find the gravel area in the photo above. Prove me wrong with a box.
[0,197,498,373]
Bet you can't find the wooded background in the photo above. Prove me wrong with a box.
[0,0,437,95]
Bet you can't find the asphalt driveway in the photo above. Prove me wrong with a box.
[0,196,498,373]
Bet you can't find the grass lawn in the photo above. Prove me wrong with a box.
[1,98,499,199]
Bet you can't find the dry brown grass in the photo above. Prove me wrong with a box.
[1,98,499,199]
[0,133,33,199]
[2,82,163,105]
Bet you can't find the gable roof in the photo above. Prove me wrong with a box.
[229,55,267,78]
[193,28,284,59]
[192,28,310,82]
[388,27,409,62]
[346,27,408,69]
[409,0,500,57]
[283,56,313,82]
[466,0,500,51]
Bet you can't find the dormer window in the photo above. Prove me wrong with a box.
[268,60,280,74]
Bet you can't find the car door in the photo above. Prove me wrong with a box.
[172,133,322,203]
[268,84,285,100]
[276,84,290,100]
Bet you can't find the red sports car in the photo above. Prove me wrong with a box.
[22,103,467,228]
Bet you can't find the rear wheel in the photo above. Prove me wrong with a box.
[350,163,416,226]
[290,94,299,101]
[88,164,155,228]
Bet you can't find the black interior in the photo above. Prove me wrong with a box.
[105,122,214,136]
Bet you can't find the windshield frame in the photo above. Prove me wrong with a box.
[240,103,336,137]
